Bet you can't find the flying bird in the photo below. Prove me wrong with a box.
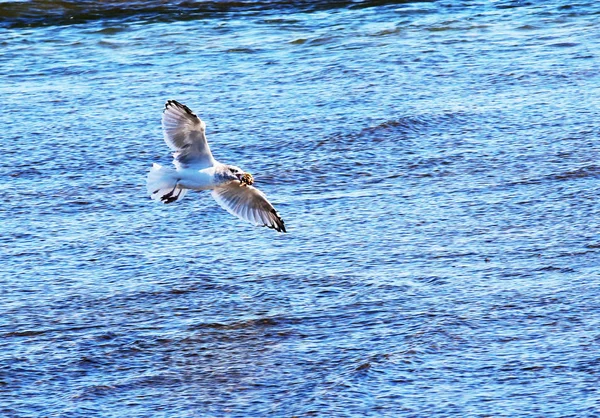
[147,100,286,233]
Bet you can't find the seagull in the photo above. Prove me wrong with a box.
[146,100,286,233]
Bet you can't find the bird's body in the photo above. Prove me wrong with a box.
[146,100,286,232]
[169,166,218,191]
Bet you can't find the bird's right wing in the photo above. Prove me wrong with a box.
[211,183,286,233]
[162,100,215,168]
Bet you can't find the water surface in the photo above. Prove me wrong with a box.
[2,0,600,416]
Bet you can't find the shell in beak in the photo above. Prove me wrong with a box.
[238,172,254,186]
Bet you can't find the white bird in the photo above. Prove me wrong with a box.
[147,100,286,233]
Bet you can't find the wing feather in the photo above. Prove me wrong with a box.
[162,100,215,168]
[211,183,286,233]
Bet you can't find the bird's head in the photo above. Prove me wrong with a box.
[227,165,254,186]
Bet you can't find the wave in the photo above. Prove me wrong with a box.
[507,165,600,187]
[359,112,465,137]
[314,111,467,150]
[0,0,435,29]
[550,165,600,181]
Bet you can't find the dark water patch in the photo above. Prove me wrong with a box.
[316,111,467,152]
[494,1,538,10]
[414,275,448,285]
[189,316,297,331]
[0,0,436,28]
[92,25,130,35]
[360,111,467,137]
[549,42,579,48]
[508,165,600,187]
[289,38,308,45]
[168,286,198,295]
[4,324,105,338]
[226,47,260,53]
[8,167,42,178]
[360,115,431,136]
[367,26,403,36]
[516,24,539,30]
[551,165,600,181]
[305,35,337,47]
[66,200,93,205]
[535,266,576,273]
[4,329,49,337]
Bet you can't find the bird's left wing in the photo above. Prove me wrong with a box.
[162,100,215,168]
[211,183,286,233]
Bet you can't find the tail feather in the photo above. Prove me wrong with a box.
[147,163,188,204]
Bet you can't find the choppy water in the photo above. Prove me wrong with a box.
[2,0,600,416]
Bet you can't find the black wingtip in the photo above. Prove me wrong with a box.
[268,209,286,233]
[267,224,286,233]
[278,218,287,233]
[164,100,196,116]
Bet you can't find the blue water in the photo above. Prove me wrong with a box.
[2,1,600,416]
